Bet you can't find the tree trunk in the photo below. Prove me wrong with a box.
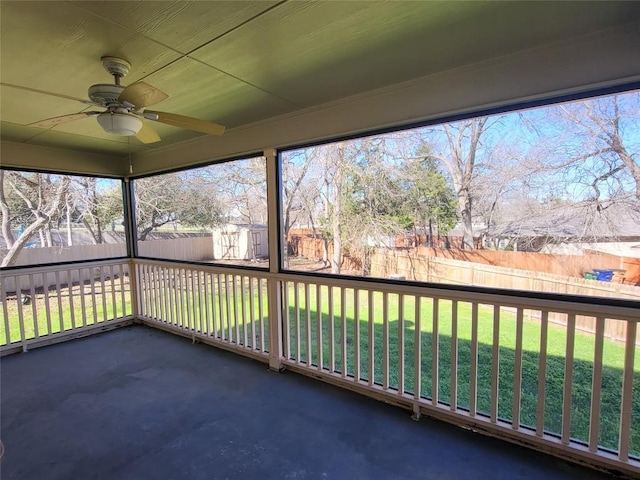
[457,191,474,250]
[428,218,434,247]
[1,221,45,267]
[322,237,329,267]
[331,202,342,274]
[81,217,99,244]
[45,226,53,247]
[0,171,16,249]
[66,196,73,246]
[413,207,419,247]
[248,230,256,261]
[90,179,103,244]
[362,247,372,276]
[95,217,103,244]
[331,167,343,274]
[138,225,154,241]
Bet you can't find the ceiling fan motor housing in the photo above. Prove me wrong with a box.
[88,84,125,106]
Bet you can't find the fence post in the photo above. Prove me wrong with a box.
[265,148,284,371]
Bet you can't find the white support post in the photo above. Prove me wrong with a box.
[618,320,637,461]
[265,148,284,372]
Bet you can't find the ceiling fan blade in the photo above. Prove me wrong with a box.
[118,82,168,109]
[145,110,225,136]
[1,82,87,104]
[29,111,101,128]
[79,99,107,108]
[135,122,161,144]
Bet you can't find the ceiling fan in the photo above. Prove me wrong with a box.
[29,56,225,144]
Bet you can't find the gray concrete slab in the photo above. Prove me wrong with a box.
[1,326,615,480]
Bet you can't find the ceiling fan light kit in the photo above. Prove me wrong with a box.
[97,111,143,136]
[28,56,225,144]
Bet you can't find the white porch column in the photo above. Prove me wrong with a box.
[265,148,284,371]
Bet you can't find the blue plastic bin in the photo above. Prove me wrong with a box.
[592,269,614,282]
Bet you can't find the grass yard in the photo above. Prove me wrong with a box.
[147,274,271,352]
[1,275,132,344]
[2,276,638,458]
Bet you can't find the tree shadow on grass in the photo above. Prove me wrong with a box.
[284,303,640,458]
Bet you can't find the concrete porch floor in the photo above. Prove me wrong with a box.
[1,325,614,480]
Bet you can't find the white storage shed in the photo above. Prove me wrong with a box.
[212,224,268,261]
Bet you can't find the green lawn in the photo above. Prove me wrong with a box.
[139,274,271,351]
[1,277,132,344]
[2,278,638,457]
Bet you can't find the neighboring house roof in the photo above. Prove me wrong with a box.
[213,223,268,231]
[486,202,640,240]
[445,222,488,238]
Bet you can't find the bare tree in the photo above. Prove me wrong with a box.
[134,174,183,241]
[281,149,318,238]
[479,92,639,250]
[556,94,639,201]
[134,172,225,241]
[330,145,345,274]
[471,142,535,237]
[320,139,408,274]
[214,158,268,226]
[71,177,104,244]
[427,118,492,249]
[1,171,71,267]
[288,142,353,274]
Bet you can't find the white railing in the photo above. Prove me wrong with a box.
[2,257,638,476]
[277,273,639,475]
[0,259,133,354]
[133,259,270,361]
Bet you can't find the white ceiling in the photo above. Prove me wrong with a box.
[1,1,639,174]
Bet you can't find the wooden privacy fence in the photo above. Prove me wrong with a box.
[373,250,640,345]
[371,250,640,298]
[287,235,640,344]
[287,234,363,272]
[289,232,640,285]
[410,246,639,285]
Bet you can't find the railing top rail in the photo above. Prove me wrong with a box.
[1,257,130,277]
[132,258,271,278]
